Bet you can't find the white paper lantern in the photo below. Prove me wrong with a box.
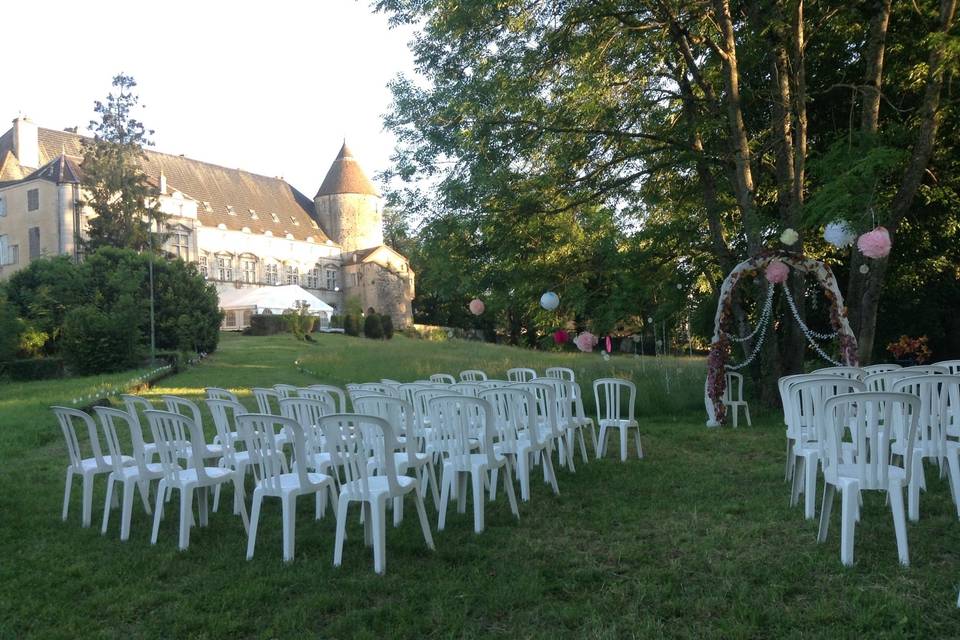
[540,291,560,311]
[824,221,856,249]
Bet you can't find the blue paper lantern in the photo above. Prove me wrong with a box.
[540,291,560,311]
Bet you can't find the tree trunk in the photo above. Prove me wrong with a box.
[860,0,892,135]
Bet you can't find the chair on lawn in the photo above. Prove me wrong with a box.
[430,373,456,384]
[94,407,162,541]
[545,367,575,382]
[205,387,240,403]
[252,388,282,415]
[52,406,133,528]
[722,371,752,428]
[812,366,866,381]
[237,414,337,562]
[320,413,435,574]
[459,370,488,382]
[302,385,348,414]
[936,360,960,375]
[506,368,537,383]
[121,394,159,461]
[862,364,902,375]
[817,392,919,566]
[593,378,643,462]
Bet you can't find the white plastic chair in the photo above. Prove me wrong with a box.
[430,373,456,384]
[507,368,537,383]
[786,377,866,519]
[52,406,133,528]
[863,370,922,393]
[902,365,950,375]
[237,413,337,562]
[450,382,485,398]
[892,375,960,521]
[121,394,159,461]
[545,367,575,382]
[205,387,240,403]
[320,413,435,574]
[593,378,643,462]
[722,371,752,428]
[459,370,488,382]
[162,395,226,462]
[935,360,960,375]
[306,384,348,413]
[514,381,568,472]
[94,407,162,541]
[817,392,919,566]
[273,384,299,399]
[480,386,559,501]
[779,373,825,482]
[540,378,591,469]
[252,388,282,414]
[207,399,252,515]
[428,395,520,533]
[812,366,866,381]
[862,364,902,375]
[145,410,249,551]
[279,397,336,485]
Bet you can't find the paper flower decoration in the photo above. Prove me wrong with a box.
[859,264,870,275]
[857,226,892,259]
[468,299,485,315]
[540,291,560,311]
[824,221,855,249]
[780,228,799,246]
[765,260,790,284]
[553,329,569,345]
[574,332,598,352]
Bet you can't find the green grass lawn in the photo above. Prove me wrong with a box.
[1,333,958,638]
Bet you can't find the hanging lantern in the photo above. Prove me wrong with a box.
[468,298,485,315]
[574,332,598,352]
[605,336,612,353]
[780,228,799,246]
[824,221,855,249]
[540,291,560,311]
[553,329,569,345]
[857,226,892,259]
[765,260,790,284]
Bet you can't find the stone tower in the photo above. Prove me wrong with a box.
[314,142,383,252]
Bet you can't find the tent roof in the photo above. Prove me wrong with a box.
[218,285,334,314]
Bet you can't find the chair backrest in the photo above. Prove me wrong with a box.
[205,387,239,403]
[538,377,577,425]
[787,377,866,446]
[380,378,402,386]
[353,395,417,465]
[723,371,745,402]
[235,414,313,491]
[429,373,456,384]
[274,384,299,399]
[162,395,204,440]
[459,369,488,382]
[206,398,248,460]
[319,413,402,498]
[864,370,920,393]
[94,406,149,478]
[545,367,576,382]
[811,366,865,381]
[593,378,637,424]
[820,392,919,491]
[512,381,559,437]
[144,409,214,484]
[120,394,154,436]
[935,360,960,375]
[252,388,281,415]
[279,397,333,455]
[862,364,902,375]
[450,382,485,397]
[479,379,510,389]
[305,385,348,413]
[398,383,430,407]
[902,365,950,375]
[506,368,537,383]
[51,406,107,470]
[778,374,843,430]
[427,395,498,467]
[295,388,340,415]
[892,375,960,458]
[480,386,540,448]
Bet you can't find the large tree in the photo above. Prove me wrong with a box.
[81,73,164,252]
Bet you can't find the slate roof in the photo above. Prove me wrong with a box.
[0,126,332,243]
[24,155,82,184]
[316,142,380,198]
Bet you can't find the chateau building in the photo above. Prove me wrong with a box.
[0,116,414,328]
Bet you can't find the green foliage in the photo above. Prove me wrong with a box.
[284,305,317,341]
[329,314,343,329]
[381,314,394,339]
[17,326,49,358]
[0,296,23,363]
[344,295,363,317]
[81,73,165,252]
[343,314,359,336]
[61,300,140,375]
[247,314,287,336]
[5,255,85,352]
[363,313,384,339]
[7,357,64,381]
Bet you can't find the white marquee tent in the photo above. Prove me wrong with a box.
[218,285,334,330]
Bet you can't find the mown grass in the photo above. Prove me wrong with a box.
[1,332,958,639]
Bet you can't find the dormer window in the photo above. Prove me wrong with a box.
[290,216,300,226]
[270,212,280,223]
[227,205,236,216]
[202,201,212,212]
[249,209,258,220]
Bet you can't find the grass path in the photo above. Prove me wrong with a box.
[0,333,958,638]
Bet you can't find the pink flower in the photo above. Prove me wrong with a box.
[857,226,892,259]
[574,332,598,352]
[553,329,569,345]
[765,260,790,284]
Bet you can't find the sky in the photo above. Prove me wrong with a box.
[0,0,418,197]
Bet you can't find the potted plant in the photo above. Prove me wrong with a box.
[886,335,932,367]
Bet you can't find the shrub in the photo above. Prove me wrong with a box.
[9,357,64,381]
[344,314,359,336]
[247,314,288,336]
[0,297,22,363]
[329,314,343,329]
[381,314,394,340]
[61,300,140,375]
[152,350,183,372]
[364,314,384,339]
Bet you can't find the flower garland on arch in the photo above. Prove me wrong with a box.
[705,250,859,427]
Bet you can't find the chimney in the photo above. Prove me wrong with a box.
[12,116,40,169]
[159,172,167,194]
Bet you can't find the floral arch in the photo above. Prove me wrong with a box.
[705,250,859,426]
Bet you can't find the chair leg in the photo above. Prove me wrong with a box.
[281,495,296,562]
[597,426,608,460]
[588,422,598,454]
[840,486,857,566]
[488,467,499,501]
[472,469,485,533]
[426,460,441,511]
[438,467,451,531]
[120,479,136,541]
[101,475,115,535]
[790,457,804,507]
[151,480,166,545]
[619,427,628,463]
[502,460,520,519]
[731,404,739,429]
[212,483,222,513]
[804,455,818,520]
[577,428,589,464]
[81,471,96,528]
[457,471,468,514]
[178,489,194,551]
[633,428,643,459]
[371,497,387,574]
[413,490,435,551]
[333,496,349,567]
[889,484,910,566]
[909,455,923,522]
[744,404,752,427]
[233,478,249,532]
[518,451,531,501]
[947,448,960,520]
[137,480,152,515]
[543,448,559,495]
[246,491,263,561]
[362,503,373,547]
[197,487,209,528]
[817,483,835,543]
[393,495,403,527]
[62,468,74,522]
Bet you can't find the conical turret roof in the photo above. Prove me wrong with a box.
[315,142,380,198]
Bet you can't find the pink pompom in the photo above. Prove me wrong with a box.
[765,260,790,284]
[468,299,485,315]
[857,226,892,259]
[553,330,569,345]
[574,332,598,353]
